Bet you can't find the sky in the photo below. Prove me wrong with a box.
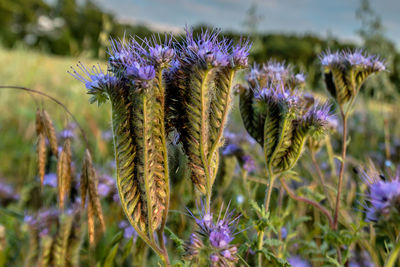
[93,0,400,47]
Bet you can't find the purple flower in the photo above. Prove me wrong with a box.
[148,43,175,65]
[118,220,138,240]
[69,62,119,105]
[320,51,340,67]
[288,256,311,267]
[222,144,241,156]
[361,167,400,222]
[182,28,234,67]
[280,227,288,240]
[126,62,156,81]
[185,202,240,265]
[321,49,386,71]
[43,173,57,188]
[70,62,117,92]
[231,41,251,68]
[242,155,256,173]
[0,181,19,205]
[301,101,332,138]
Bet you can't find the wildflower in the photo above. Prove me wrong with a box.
[363,173,400,223]
[184,203,240,266]
[245,60,305,90]
[118,220,138,240]
[320,49,385,104]
[0,181,19,206]
[222,143,256,173]
[239,79,331,173]
[69,62,119,105]
[165,28,250,194]
[287,256,311,267]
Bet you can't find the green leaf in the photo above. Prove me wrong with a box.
[103,243,119,267]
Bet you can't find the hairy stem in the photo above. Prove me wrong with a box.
[333,109,348,230]
[280,177,334,227]
[257,168,276,267]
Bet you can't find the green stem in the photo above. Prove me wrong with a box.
[257,230,265,267]
[333,108,348,230]
[257,168,276,267]
[385,237,400,267]
[280,177,334,227]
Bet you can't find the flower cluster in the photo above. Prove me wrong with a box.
[320,49,386,104]
[245,60,306,90]
[222,143,256,173]
[239,74,331,173]
[185,204,240,266]
[361,168,400,223]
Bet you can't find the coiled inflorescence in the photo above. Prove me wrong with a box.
[165,28,250,194]
[320,49,385,105]
[71,29,250,244]
[239,62,330,174]
[71,35,174,239]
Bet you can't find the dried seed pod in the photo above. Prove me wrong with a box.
[63,139,72,198]
[42,110,58,157]
[84,149,106,232]
[35,108,44,135]
[37,133,47,186]
[87,201,95,246]
[57,140,72,210]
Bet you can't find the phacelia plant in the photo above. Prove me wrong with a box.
[72,28,250,265]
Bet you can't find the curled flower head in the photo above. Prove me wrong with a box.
[320,49,386,104]
[69,62,119,105]
[301,101,332,139]
[361,166,400,223]
[184,202,240,266]
[239,74,331,173]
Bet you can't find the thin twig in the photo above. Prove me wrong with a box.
[280,177,334,227]
[0,85,91,151]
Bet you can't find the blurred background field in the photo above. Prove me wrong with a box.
[1,0,400,266]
